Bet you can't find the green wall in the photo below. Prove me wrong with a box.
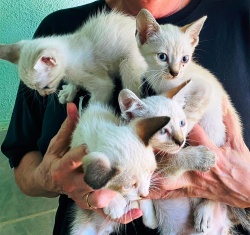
[0,0,94,130]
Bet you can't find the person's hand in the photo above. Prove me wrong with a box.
[149,98,250,208]
[34,103,141,223]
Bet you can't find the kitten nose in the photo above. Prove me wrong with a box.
[169,69,179,77]
[42,86,49,90]
[139,188,149,198]
[173,137,184,146]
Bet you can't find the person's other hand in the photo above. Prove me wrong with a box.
[149,98,250,208]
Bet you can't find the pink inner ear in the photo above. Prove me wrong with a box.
[41,56,56,67]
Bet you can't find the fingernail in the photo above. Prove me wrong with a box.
[82,144,89,154]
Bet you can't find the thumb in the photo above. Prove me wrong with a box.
[48,103,79,155]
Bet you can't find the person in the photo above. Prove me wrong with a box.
[1,0,250,234]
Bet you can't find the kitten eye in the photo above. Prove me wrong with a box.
[122,185,131,190]
[181,55,189,63]
[180,120,186,127]
[157,53,168,62]
[159,128,167,135]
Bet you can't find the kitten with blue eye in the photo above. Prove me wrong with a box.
[70,101,170,235]
[119,83,250,235]
[0,10,147,104]
[118,81,218,234]
[134,9,248,235]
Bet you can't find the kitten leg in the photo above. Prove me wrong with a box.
[119,54,147,98]
[87,75,115,104]
[58,83,78,104]
[193,199,216,233]
[140,199,158,229]
[159,145,216,176]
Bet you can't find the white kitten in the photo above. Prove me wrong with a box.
[134,9,246,235]
[70,101,170,235]
[118,81,216,234]
[0,10,147,104]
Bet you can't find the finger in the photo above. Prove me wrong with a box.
[60,145,88,170]
[88,189,118,209]
[49,103,79,155]
[96,208,143,224]
[188,124,218,151]
[67,103,79,125]
[116,208,143,224]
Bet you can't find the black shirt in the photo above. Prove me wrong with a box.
[2,0,250,234]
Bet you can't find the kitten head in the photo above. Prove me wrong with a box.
[81,115,170,199]
[0,39,65,96]
[119,81,191,154]
[136,9,207,80]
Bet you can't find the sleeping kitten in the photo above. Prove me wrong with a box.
[118,81,217,234]
[134,9,248,234]
[0,10,147,104]
[70,101,170,235]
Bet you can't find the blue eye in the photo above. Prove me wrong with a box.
[157,53,168,62]
[180,120,186,127]
[160,128,167,135]
[181,55,189,63]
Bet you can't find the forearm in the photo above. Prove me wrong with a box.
[14,151,59,198]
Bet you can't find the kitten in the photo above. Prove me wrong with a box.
[70,101,170,235]
[134,9,248,234]
[0,10,147,104]
[118,81,217,234]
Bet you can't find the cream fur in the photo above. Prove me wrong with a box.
[135,9,244,235]
[70,102,170,235]
[0,10,147,104]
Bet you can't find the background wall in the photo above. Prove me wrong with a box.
[0,0,94,130]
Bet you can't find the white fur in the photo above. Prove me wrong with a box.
[70,102,164,235]
[119,87,216,234]
[0,10,147,103]
[135,9,243,235]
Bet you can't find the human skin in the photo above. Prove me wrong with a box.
[148,98,250,209]
[13,0,250,226]
[14,103,142,223]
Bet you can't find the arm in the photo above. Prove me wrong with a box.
[14,103,142,222]
[14,103,113,206]
[149,98,250,208]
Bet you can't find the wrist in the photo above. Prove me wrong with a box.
[14,151,59,198]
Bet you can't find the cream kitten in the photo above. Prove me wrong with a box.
[70,101,170,235]
[119,81,217,234]
[0,10,147,104]
[134,9,247,235]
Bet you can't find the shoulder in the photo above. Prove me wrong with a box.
[34,0,108,38]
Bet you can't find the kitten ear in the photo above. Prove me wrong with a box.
[0,41,25,64]
[181,16,207,47]
[132,116,170,146]
[136,9,161,45]
[118,89,148,121]
[83,152,118,190]
[163,80,192,108]
[34,55,57,71]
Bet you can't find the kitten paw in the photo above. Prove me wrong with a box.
[58,84,78,104]
[194,146,216,172]
[140,200,158,229]
[103,194,127,219]
[194,200,215,233]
